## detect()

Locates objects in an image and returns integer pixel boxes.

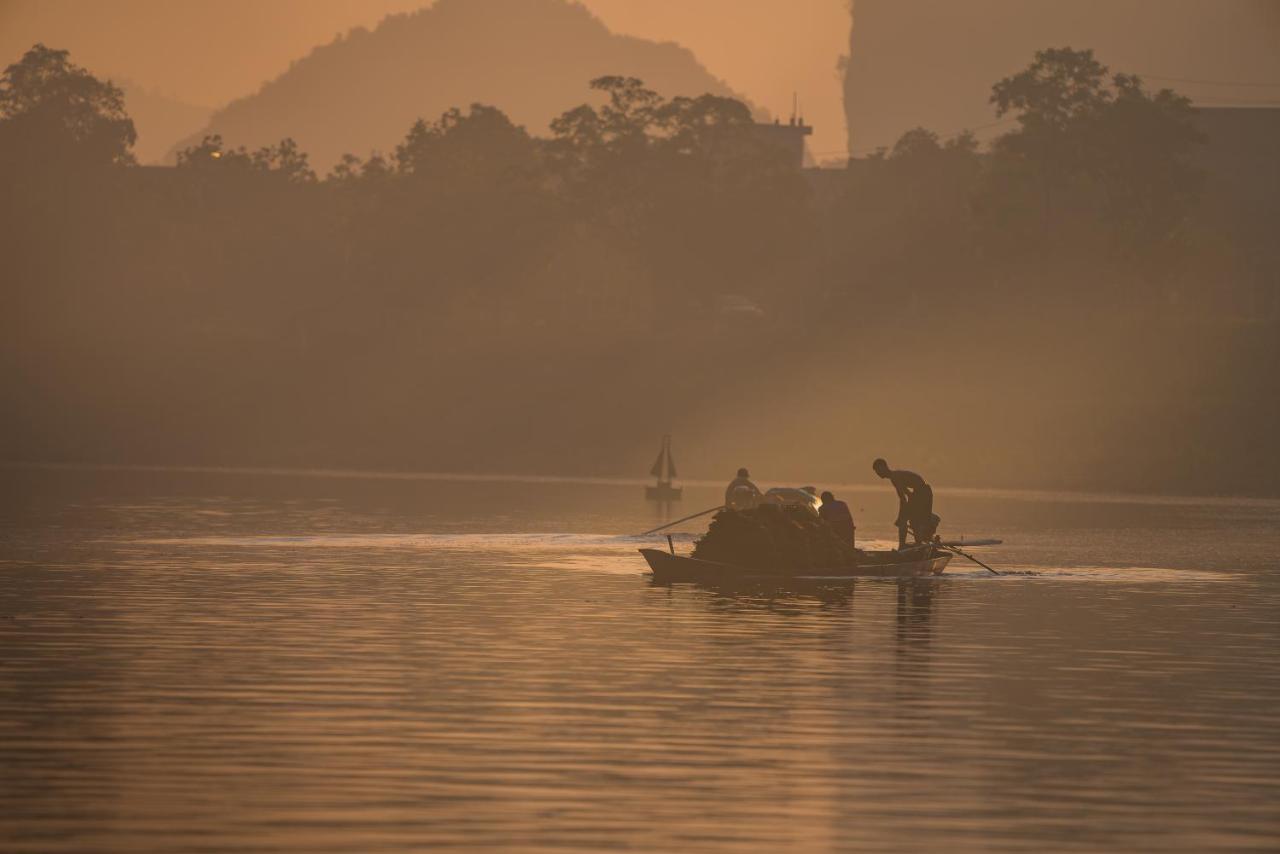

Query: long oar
[940,543,1000,576]
[638,505,724,537]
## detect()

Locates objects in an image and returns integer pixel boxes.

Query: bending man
[873,458,937,548]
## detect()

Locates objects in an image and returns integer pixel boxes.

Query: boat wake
[131,532,687,575]
[942,565,1235,583]
[130,534,1233,582]
[134,532,693,549]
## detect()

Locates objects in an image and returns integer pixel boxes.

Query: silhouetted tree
[550,76,660,161]
[362,153,391,180]
[327,152,392,184]
[177,134,316,183]
[175,134,253,170]
[394,104,536,189]
[984,47,1202,254]
[547,77,809,310]
[887,127,978,162]
[327,153,364,183]
[653,93,781,186]
[0,43,136,169]
[251,137,316,184]
[821,125,982,318]
[9,57,1272,496]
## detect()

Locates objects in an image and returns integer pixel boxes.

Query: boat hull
[645,485,683,500]
[640,547,951,583]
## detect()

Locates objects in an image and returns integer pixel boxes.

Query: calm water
[2,467,1278,852]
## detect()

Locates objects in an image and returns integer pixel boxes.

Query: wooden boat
[640,545,952,583]
[646,483,683,500]
[645,434,682,501]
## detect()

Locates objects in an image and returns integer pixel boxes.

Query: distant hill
[167,0,754,171]
[117,81,212,164]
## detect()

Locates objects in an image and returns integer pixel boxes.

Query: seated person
[725,467,762,511]
[818,490,856,546]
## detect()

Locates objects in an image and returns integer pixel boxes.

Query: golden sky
[0,0,852,156]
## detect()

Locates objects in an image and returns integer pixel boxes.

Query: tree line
[1,42,1211,322]
[2,42,1275,494]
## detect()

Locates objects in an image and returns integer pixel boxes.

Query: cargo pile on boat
[691,505,862,572]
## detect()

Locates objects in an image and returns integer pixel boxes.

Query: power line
[1190,98,1280,106]
[1138,72,1280,89]
[817,115,1018,159]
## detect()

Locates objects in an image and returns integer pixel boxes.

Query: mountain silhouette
[116,80,212,164]
[167,0,754,170]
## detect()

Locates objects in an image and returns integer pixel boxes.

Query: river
[2,467,1278,852]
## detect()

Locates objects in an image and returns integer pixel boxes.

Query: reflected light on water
[1,469,1277,852]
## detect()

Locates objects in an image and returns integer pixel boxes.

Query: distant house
[746,116,854,204]
[752,117,813,169]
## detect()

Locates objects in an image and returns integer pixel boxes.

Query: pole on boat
[638,505,724,537]
[940,544,1000,575]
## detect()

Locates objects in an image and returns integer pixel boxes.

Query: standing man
[873,458,937,548]
[819,490,856,546]
[725,467,762,511]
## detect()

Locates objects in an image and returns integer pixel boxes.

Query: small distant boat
[645,434,682,501]
[640,545,952,583]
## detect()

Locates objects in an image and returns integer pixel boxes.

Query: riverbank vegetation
[3,44,1275,494]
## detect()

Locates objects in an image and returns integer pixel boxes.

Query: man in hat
[725,467,762,511]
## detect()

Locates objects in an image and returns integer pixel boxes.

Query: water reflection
[2,470,1278,853]
[649,576,947,664]
[896,578,940,645]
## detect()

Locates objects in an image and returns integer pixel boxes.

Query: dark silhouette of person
[819,490,856,546]
[725,467,762,511]
[873,458,936,548]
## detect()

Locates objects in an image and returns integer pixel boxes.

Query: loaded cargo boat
[638,500,960,583]
[637,493,1001,584]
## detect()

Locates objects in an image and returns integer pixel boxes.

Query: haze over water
[3,468,1278,852]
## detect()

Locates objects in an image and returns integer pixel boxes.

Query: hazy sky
[0,0,852,156]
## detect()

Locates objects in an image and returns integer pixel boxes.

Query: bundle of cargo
[690,504,862,573]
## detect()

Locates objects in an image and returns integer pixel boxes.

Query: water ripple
[1,476,1278,851]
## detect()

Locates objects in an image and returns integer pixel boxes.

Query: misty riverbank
[6,305,1277,499]
[7,456,1280,507]
[4,50,1275,500]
